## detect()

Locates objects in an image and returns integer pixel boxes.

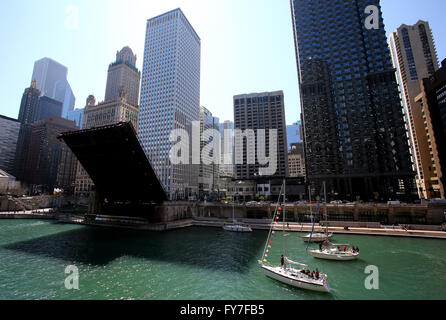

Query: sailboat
[308,242,360,261]
[223,196,252,232]
[259,180,331,293]
[306,182,359,261]
[301,184,333,243]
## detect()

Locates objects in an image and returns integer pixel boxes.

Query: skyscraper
[31,57,75,117]
[0,115,20,175]
[14,81,41,180]
[413,59,446,199]
[139,8,201,200]
[233,91,289,180]
[105,46,141,107]
[199,106,220,197]
[291,0,416,201]
[67,108,84,129]
[286,121,303,150]
[74,46,141,197]
[23,116,78,193]
[389,20,440,198]
[219,120,235,176]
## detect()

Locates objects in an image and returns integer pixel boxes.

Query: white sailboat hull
[301,233,333,243]
[308,249,360,261]
[260,264,330,293]
[223,225,253,232]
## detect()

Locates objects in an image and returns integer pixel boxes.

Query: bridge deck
[59,122,167,205]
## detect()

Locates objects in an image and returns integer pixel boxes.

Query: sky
[0,0,445,125]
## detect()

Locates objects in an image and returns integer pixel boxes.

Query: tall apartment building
[288,142,305,177]
[0,115,20,175]
[413,59,446,199]
[291,0,416,201]
[139,8,201,200]
[389,20,440,199]
[105,47,141,107]
[31,57,75,118]
[233,91,288,180]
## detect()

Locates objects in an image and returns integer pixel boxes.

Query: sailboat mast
[283,179,286,256]
[324,181,328,235]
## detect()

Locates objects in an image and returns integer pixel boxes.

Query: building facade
[199,106,220,198]
[105,47,141,107]
[291,0,416,201]
[23,116,78,193]
[233,91,289,180]
[389,20,440,199]
[219,120,234,176]
[0,115,20,175]
[74,46,141,197]
[67,108,84,129]
[413,59,446,199]
[139,8,201,200]
[14,81,41,181]
[286,121,303,150]
[31,57,75,117]
[288,142,306,177]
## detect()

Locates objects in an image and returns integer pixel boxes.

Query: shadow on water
[2,225,266,274]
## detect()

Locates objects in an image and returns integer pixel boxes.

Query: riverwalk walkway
[1,210,445,239]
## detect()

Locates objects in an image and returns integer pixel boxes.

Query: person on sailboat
[315,269,320,279]
[280,255,285,269]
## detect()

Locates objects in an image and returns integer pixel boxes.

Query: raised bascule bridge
[59,122,179,224]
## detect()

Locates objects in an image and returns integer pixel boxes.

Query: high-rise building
[290,0,416,201]
[233,91,288,180]
[286,121,302,150]
[199,106,220,197]
[413,59,446,199]
[35,96,63,122]
[67,108,84,129]
[14,81,64,182]
[0,115,20,175]
[17,80,41,125]
[219,120,234,176]
[389,20,440,199]
[31,57,75,118]
[23,116,78,193]
[14,81,41,181]
[139,8,201,200]
[288,142,306,177]
[105,47,141,107]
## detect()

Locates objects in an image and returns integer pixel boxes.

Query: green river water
[0,219,445,300]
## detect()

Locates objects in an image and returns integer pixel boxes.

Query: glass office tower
[139,8,201,200]
[290,0,416,201]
